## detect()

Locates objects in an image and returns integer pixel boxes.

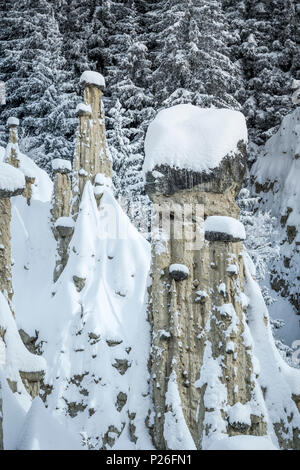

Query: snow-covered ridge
[143,104,247,174]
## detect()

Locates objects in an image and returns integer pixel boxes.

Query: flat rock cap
[7,117,20,127]
[80,71,105,90]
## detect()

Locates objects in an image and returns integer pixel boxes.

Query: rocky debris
[19,370,44,399]
[116,392,127,412]
[55,217,75,238]
[101,424,124,449]
[72,275,86,293]
[63,398,87,418]
[112,359,131,375]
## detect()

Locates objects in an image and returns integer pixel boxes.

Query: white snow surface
[207,435,278,450]
[16,398,82,450]
[228,402,251,427]
[0,162,25,193]
[169,264,189,275]
[143,104,247,174]
[7,117,19,127]
[80,71,105,89]
[204,216,246,239]
[164,371,196,450]
[51,158,72,172]
[252,108,300,228]
[11,172,152,449]
[55,216,75,228]
[75,103,92,115]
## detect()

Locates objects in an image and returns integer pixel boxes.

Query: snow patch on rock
[143,104,247,174]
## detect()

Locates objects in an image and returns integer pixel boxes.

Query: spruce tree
[0,0,77,170]
[224,0,298,144]
[148,0,243,109]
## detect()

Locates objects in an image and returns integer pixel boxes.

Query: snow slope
[10,166,152,448]
[250,108,300,318]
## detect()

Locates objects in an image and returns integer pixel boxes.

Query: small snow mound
[205,216,246,241]
[55,216,75,229]
[206,435,278,450]
[7,117,19,127]
[95,173,112,187]
[80,71,105,89]
[228,402,251,428]
[51,158,72,173]
[169,264,189,281]
[0,163,25,194]
[17,398,82,450]
[76,102,92,115]
[143,104,247,174]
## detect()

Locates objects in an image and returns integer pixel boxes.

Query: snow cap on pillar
[80,71,105,91]
[7,117,20,127]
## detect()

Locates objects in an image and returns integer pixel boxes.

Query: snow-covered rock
[204,216,246,242]
[0,162,25,197]
[143,104,247,174]
[80,71,105,89]
[6,117,19,127]
[75,102,92,116]
[51,158,72,174]
[169,263,190,281]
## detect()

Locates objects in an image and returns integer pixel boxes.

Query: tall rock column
[143,105,267,449]
[72,71,112,217]
[5,117,35,205]
[5,117,20,168]
[0,163,25,312]
[50,158,73,282]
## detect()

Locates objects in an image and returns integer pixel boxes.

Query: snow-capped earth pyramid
[143,104,300,450]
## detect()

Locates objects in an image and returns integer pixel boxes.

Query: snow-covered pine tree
[223,0,298,144]
[147,0,243,109]
[93,0,155,230]
[0,0,77,171]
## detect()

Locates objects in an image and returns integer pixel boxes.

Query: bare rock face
[5,118,20,169]
[72,71,112,217]
[144,108,271,449]
[0,164,25,312]
[50,159,72,281]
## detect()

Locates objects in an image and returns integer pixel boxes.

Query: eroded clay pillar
[5,117,20,168]
[0,164,25,314]
[145,131,267,449]
[5,117,35,206]
[50,159,73,282]
[72,71,112,217]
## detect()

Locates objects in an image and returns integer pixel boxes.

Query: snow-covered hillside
[0,104,300,450]
[1,145,152,449]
